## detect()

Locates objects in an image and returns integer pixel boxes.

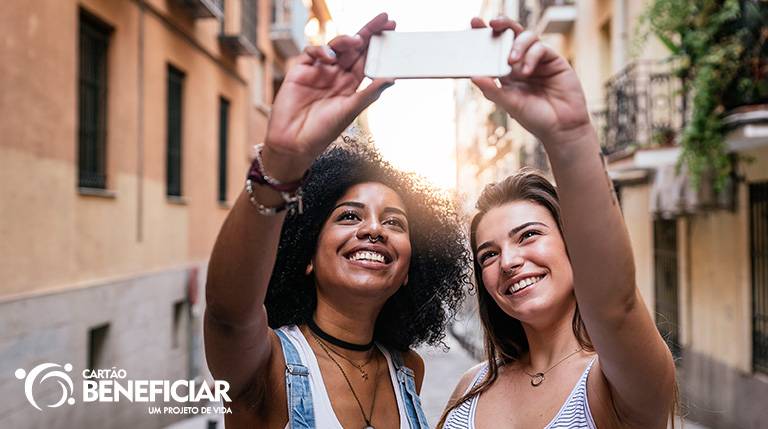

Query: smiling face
[474,200,574,325]
[312,182,412,301]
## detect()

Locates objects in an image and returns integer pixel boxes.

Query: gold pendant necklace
[323,340,375,380]
[311,331,381,428]
[523,348,583,387]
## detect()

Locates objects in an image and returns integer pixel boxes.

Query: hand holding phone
[364,28,514,79]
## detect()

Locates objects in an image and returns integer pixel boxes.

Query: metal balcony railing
[593,59,689,156]
[537,0,576,34]
[540,0,575,8]
[270,0,308,57]
[219,0,258,55]
[177,0,224,19]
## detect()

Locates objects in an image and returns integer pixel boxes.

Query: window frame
[218,96,230,203]
[166,64,186,198]
[77,9,113,190]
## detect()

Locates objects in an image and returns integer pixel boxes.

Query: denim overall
[275,328,430,429]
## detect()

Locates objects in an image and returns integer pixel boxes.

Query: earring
[305,262,313,276]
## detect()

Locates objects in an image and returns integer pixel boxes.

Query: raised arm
[470,17,675,427]
[204,13,396,402]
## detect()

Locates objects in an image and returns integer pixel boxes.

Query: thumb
[471,77,504,104]
[347,78,395,113]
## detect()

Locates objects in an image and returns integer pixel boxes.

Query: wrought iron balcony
[270,0,309,57]
[593,59,689,157]
[176,0,223,19]
[537,0,576,34]
[219,0,259,55]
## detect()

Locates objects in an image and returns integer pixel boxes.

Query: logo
[15,363,76,411]
[13,363,232,415]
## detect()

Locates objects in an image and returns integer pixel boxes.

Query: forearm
[205,186,288,326]
[542,125,637,315]
[205,144,312,325]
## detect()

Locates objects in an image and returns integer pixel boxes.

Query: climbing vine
[641,0,767,188]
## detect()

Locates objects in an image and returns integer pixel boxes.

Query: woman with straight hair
[204,13,470,429]
[439,16,676,429]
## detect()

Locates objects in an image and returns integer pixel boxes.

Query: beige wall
[684,145,768,371]
[0,0,267,298]
[620,184,655,314]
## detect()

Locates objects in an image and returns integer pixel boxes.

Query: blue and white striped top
[443,358,598,429]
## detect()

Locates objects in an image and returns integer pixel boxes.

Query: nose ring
[368,234,382,243]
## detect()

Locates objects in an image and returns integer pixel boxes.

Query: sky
[323,0,485,190]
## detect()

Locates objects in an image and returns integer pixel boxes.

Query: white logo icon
[15,363,76,410]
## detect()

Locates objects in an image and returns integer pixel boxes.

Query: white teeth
[508,275,543,294]
[349,250,386,263]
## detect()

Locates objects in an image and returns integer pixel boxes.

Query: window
[653,218,680,358]
[751,181,768,373]
[167,65,185,197]
[87,323,110,370]
[78,10,112,189]
[172,300,186,349]
[218,97,230,202]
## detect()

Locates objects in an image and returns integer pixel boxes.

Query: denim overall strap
[275,329,315,429]
[390,350,430,429]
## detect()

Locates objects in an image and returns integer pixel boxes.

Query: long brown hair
[438,169,594,427]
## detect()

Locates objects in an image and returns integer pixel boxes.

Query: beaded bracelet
[245,144,305,215]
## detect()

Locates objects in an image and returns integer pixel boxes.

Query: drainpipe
[137,1,145,242]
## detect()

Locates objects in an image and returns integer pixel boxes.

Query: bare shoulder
[441,361,487,418]
[454,361,487,396]
[402,349,425,373]
[401,349,425,392]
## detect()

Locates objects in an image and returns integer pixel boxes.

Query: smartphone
[364,28,514,79]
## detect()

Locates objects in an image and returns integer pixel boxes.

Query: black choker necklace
[307,318,374,352]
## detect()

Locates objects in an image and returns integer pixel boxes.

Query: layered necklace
[308,320,380,429]
[523,347,583,387]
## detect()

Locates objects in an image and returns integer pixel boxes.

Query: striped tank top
[443,358,598,429]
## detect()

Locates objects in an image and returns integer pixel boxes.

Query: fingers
[348,78,395,113]
[325,15,395,70]
[328,34,364,53]
[488,16,525,35]
[328,34,364,69]
[356,12,396,44]
[470,77,503,103]
[521,42,547,75]
[470,17,487,28]
[300,45,338,65]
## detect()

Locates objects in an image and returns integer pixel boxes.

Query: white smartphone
[364,28,514,79]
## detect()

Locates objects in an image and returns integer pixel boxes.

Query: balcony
[176,0,223,19]
[219,0,259,55]
[270,0,309,57]
[592,59,689,157]
[537,0,576,34]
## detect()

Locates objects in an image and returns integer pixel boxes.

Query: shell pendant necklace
[523,348,583,387]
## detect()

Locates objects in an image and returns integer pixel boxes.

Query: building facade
[0,0,330,427]
[454,1,768,427]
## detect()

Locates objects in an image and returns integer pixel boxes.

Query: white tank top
[278,325,411,429]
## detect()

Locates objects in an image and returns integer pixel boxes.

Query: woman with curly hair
[204,13,470,429]
[439,16,676,429]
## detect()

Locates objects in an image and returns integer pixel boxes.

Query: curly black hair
[265,137,472,351]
